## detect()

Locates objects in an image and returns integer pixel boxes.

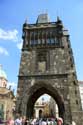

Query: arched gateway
[16,14,83,125]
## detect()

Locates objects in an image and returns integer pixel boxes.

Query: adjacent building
[79,81,83,109]
[34,97,50,118]
[34,101,45,118]
[0,65,15,120]
[49,97,59,118]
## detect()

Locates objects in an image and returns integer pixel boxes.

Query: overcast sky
[0,0,83,95]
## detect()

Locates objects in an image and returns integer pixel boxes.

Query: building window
[76,100,78,105]
[47,38,51,44]
[30,39,34,45]
[73,81,77,85]
[75,90,77,95]
[42,39,45,44]
[0,104,4,120]
[38,39,41,44]
[55,38,59,45]
[51,38,55,44]
[34,40,38,45]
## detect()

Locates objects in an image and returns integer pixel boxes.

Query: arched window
[50,38,55,44]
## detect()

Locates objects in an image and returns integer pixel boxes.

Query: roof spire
[25,17,28,24]
[23,17,28,27]
[57,16,60,22]
[56,15,62,25]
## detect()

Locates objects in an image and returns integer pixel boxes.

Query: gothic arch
[23,81,65,119]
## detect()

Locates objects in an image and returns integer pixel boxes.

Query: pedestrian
[31,117,37,125]
[14,116,22,125]
[41,118,47,125]
[22,116,26,125]
[0,118,4,125]
[7,117,14,125]
[24,118,29,125]
[72,121,76,125]
[0,118,6,125]
[57,117,63,125]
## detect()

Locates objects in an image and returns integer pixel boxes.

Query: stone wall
[16,18,83,125]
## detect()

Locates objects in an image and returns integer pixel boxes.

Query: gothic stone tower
[16,14,83,125]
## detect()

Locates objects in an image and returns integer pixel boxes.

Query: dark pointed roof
[36,13,50,24]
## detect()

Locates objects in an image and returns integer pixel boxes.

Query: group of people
[0,116,28,125]
[0,116,63,125]
[36,117,63,125]
[0,116,76,125]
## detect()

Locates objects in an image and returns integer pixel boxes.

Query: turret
[0,65,7,88]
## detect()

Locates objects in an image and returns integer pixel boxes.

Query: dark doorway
[39,110,43,118]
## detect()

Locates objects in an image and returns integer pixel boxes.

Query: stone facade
[0,88,15,120]
[0,65,16,120]
[34,104,45,118]
[79,81,83,109]
[16,14,83,125]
